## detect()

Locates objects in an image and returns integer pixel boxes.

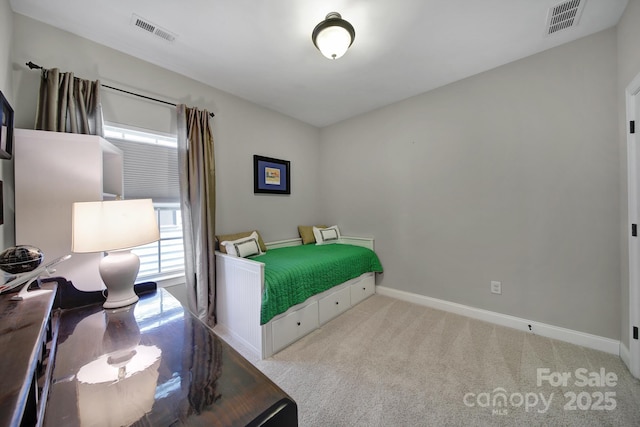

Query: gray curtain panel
[35,68,104,136]
[177,104,216,327]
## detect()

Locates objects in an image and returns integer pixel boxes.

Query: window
[104,124,183,281]
[134,203,184,278]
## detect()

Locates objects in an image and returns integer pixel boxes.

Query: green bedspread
[251,243,383,325]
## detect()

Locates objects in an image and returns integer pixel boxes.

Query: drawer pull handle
[335,301,339,305]
[362,287,366,291]
[297,322,301,326]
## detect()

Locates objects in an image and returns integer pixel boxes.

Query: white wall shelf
[14,129,124,291]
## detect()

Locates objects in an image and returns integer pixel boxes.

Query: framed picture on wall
[0,181,3,225]
[253,155,290,194]
[0,91,14,160]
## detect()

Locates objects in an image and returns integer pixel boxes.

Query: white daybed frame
[215,236,377,360]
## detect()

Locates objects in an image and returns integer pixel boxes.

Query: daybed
[215,233,382,360]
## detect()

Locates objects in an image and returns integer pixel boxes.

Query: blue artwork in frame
[254,155,290,194]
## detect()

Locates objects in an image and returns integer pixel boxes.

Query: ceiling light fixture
[312,12,355,60]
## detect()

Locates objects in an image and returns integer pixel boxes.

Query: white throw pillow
[221,231,262,257]
[313,225,341,244]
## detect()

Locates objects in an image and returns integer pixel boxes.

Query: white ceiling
[10,0,629,128]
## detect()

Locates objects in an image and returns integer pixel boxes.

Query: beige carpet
[226,295,640,426]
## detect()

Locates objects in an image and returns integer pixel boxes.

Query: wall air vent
[131,14,177,42]
[545,0,585,35]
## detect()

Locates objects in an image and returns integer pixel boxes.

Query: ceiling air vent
[546,0,586,35]
[131,14,177,42]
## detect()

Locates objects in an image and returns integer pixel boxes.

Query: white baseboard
[376,286,620,355]
[620,341,631,369]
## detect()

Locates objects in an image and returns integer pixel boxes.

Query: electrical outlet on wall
[491,281,502,295]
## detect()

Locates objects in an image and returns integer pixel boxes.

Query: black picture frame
[253,155,290,194]
[0,91,14,160]
[0,181,3,225]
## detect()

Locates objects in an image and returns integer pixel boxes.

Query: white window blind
[104,125,184,280]
[105,127,180,203]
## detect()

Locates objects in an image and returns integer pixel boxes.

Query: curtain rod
[26,61,214,118]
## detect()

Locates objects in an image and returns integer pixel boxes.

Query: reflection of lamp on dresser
[71,199,159,309]
[76,305,162,427]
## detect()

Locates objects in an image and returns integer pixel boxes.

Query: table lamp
[71,199,159,308]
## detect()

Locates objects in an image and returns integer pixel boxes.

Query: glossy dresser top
[44,288,296,426]
[0,284,56,427]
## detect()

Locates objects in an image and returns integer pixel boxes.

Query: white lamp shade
[315,26,352,59]
[72,199,160,253]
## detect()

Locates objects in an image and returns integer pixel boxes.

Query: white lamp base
[99,250,140,309]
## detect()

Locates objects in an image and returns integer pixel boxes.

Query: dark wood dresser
[0,282,57,427]
[1,278,297,426]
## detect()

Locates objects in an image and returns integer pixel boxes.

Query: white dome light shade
[312,12,355,60]
[315,26,352,59]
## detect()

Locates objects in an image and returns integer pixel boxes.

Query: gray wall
[617,0,640,350]
[10,14,321,243]
[0,0,15,251]
[0,0,12,100]
[320,28,620,340]
[4,6,634,343]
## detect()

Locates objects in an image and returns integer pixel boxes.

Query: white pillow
[221,231,262,257]
[313,225,341,244]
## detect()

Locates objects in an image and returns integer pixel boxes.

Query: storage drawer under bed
[271,301,319,353]
[350,273,375,305]
[318,286,351,325]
